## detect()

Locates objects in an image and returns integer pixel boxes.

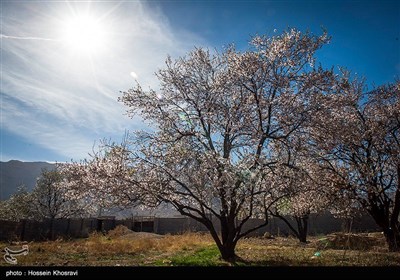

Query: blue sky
[1,0,399,163]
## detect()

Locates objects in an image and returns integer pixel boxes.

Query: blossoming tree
[64,29,336,261]
[267,135,334,243]
[311,80,400,251]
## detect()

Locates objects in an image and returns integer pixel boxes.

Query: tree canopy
[61,29,400,259]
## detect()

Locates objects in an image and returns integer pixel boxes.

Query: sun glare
[62,15,106,55]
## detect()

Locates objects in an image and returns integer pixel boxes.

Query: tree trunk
[206,223,238,262]
[48,218,55,240]
[295,215,309,243]
[216,215,238,262]
[367,201,400,252]
[386,163,400,252]
[270,211,308,243]
[219,241,237,262]
[384,227,400,252]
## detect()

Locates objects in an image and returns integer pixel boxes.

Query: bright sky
[1,0,399,163]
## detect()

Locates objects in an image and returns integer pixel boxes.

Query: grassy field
[1,226,399,266]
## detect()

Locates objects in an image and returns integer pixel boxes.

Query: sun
[61,15,107,55]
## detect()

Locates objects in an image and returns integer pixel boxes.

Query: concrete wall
[154,217,208,234]
[264,213,380,237]
[152,213,379,237]
[0,218,99,241]
[0,212,381,242]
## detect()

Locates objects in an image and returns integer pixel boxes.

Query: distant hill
[0,160,55,200]
[0,160,180,217]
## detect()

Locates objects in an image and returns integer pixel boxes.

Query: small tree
[31,168,91,220]
[267,135,333,243]
[0,185,34,221]
[32,168,96,239]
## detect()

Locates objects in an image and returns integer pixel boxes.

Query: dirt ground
[1,227,399,266]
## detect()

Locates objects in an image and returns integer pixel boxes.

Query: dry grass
[0,227,214,266]
[315,232,386,251]
[1,228,399,266]
[236,236,399,266]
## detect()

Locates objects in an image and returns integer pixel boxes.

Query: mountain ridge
[0,160,55,200]
[0,160,180,217]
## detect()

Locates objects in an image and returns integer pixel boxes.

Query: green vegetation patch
[168,246,223,266]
